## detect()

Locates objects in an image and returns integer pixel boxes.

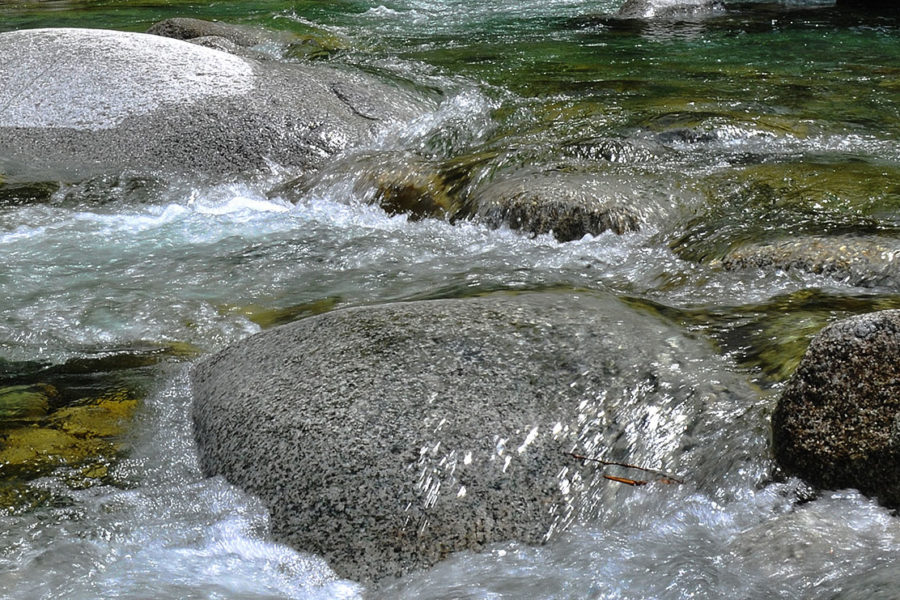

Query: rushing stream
[1,0,899,598]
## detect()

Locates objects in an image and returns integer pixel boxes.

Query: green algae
[221,296,341,329]
[0,384,57,422]
[671,161,900,263]
[628,290,900,385]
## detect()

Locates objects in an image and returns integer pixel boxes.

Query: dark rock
[772,310,900,508]
[0,28,426,181]
[717,236,900,289]
[835,0,900,12]
[191,291,762,582]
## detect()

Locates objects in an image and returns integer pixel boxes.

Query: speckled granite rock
[772,310,900,507]
[0,28,426,181]
[191,291,762,582]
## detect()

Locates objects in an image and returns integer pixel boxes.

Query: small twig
[569,452,684,485]
[603,474,648,486]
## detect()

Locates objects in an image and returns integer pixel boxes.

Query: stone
[148,17,347,61]
[146,17,294,47]
[772,310,900,507]
[468,170,644,242]
[0,384,56,422]
[616,0,724,19]
[192,291,762,582]
[0,28,427,181]
[718,236,900,289]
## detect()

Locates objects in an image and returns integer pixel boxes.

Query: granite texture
[191,291,761,582]
[772,310,900,507]
[0,28,426,181]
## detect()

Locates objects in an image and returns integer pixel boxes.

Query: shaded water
[1,0,899,598]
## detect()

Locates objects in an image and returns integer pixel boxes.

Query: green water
[1,1,899,598]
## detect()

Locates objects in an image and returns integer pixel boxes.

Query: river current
[1,1,899,598]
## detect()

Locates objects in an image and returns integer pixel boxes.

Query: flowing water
[1,0,899,598]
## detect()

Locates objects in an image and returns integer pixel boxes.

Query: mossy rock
[672,161,900,262]
[356,154,460,220]
[283,31,349,61]
[0,388,137,487]
[631,290,900,385]
[273,152,460,220]
[220,296,341,329]
[0,426,110,473]
[0,384,57,423]
[703,162,900,220]
[49,390,138,439]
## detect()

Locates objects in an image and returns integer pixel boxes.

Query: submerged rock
[718,236,900,289]
[0,384,57,422]
[0,28,425,181]
[469,170,644,242]
[772,310,900,508]
[192,291,762,582]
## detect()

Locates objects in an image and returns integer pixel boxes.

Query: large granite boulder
[191,291,763,582]
[772,310,900,507]
[0,28,425,181]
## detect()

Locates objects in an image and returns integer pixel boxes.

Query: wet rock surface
[616,0,724,19]
[718,236,900,289]
[469,170,645,242]
[0,28,426,181]
[772,310,900,508]
[146,17,295,47]
[191,291,762,582]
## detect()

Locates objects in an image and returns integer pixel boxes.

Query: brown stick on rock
[570,452,684,485]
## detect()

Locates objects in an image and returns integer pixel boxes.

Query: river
[1,1,898,598]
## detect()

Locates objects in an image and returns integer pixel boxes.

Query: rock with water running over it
[772,310,900,508]
[616,0,724,19]
[0,28,425,181]
[718,236,900,289]
[469,170,655,242]
[191,291,763,582]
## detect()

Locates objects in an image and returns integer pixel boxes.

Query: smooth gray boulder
[772,310,900,508]
[191,291,763,582]
[0,28,426,180]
